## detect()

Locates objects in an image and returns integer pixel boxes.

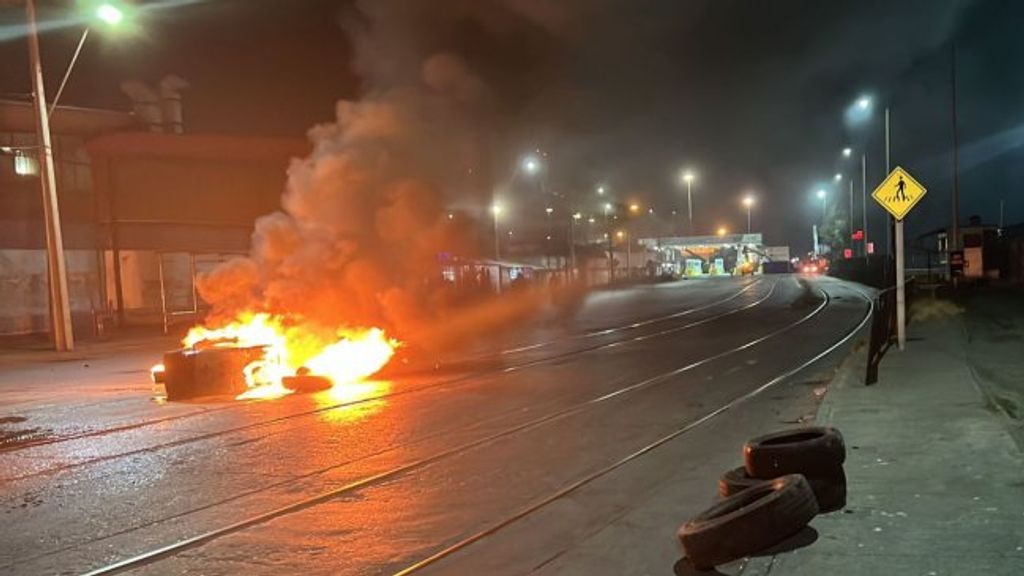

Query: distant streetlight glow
[545,207,553,215]
[96,3,125,25]
[842,147,852,158]
[573,212,582,220]
[521,155,541,175]
[680,169,696,235]
[717,227,727,237]
[834,173,843,182]
[596,186,606,195]
[629,203,640,213]
[816,189,826,200]
[857,96,872,110]
[604,203,613,212]
[742,195,755,233]
[491,204,503,215]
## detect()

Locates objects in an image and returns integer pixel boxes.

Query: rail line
[73,279,837,576]
[6,280,777,483]
[0,280,762,456]
[392,282,874,575]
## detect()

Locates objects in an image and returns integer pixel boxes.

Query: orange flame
[182,312,399,400]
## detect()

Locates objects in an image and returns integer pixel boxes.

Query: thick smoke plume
[197,1,581,353]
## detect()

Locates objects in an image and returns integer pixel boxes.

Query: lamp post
[617,230,631,278]
[544,207,553,268]
[742,195,755,234]
[604,203,613,281]
[681,170,696,236]
[570,212,582,275]
[25,0,71,351]
[22,0,128,351]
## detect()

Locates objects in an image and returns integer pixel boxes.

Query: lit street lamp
[681,170,696,235]
[21,0,128,351]
[616,229,632,278]
[742,195,755,233]
[716,226,727,237]
[522,156,540,175]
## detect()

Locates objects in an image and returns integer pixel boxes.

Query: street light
[717,227,727,237]
[681,170,696,236]
[842,147,852,158]
[834,173,842,182]
[21,0,133,351]
[522,156,540,175]
[96,3,125,25]
[742,195,755,233]
[629,203,640,214]
[544,207,553,267]
[596,185,606,195]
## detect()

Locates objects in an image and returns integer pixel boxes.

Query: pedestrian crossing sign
[872,166,927,221]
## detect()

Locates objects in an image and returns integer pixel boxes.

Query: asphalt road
[0,275,873,576]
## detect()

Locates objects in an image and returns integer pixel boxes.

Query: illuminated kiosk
[638,233,766,277]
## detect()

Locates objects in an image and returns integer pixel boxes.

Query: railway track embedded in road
[0,280,763,458]
[5,280,776,484]
[66,280,873,576]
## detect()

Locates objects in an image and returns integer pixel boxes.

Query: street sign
[871,167,926,353]
[950,250,964,276]
[872,166,927,221]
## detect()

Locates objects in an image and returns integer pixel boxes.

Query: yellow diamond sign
[872,166,927,221]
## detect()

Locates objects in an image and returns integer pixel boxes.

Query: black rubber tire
[717,466,761,499]
[743,426,845,478]
[810,466,847,513]
[719,465,847,513]
[679,474,819,570]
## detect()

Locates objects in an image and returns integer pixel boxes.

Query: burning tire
[282,373,333,394]
[679,474,819,570]
[160,346,266,401]
[718,465,847,513]
[743,426,845,478]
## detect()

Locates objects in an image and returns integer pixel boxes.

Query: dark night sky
[2,0,1023,256]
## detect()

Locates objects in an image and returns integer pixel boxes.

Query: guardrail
[865,277,915,385]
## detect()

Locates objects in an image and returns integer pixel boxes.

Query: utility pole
[849,178,854,250]
[951,42,961,253]
[861,153,868,261]
[26,0,74,351]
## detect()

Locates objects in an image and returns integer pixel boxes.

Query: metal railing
[865,277,914,385]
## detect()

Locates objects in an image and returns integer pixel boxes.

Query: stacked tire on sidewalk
[678,427,846,570]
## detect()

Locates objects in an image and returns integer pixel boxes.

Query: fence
[865,277,915,385]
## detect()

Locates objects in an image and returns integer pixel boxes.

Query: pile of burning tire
[678,427,846,570]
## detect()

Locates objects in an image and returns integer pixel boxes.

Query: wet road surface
[0,276,872,576]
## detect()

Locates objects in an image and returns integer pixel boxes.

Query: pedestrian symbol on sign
[892,175,908,202]
[872,167,926,221]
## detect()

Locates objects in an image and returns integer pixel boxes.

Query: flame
[182,312,399,401]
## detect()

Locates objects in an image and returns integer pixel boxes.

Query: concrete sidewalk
[744,311,1024,574]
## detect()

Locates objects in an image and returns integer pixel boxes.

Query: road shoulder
[753,312,1024,575]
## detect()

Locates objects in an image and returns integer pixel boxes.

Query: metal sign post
[872,166,927,351]
[895,220,906,350]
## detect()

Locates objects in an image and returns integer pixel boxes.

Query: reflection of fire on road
[177,313,399,400]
